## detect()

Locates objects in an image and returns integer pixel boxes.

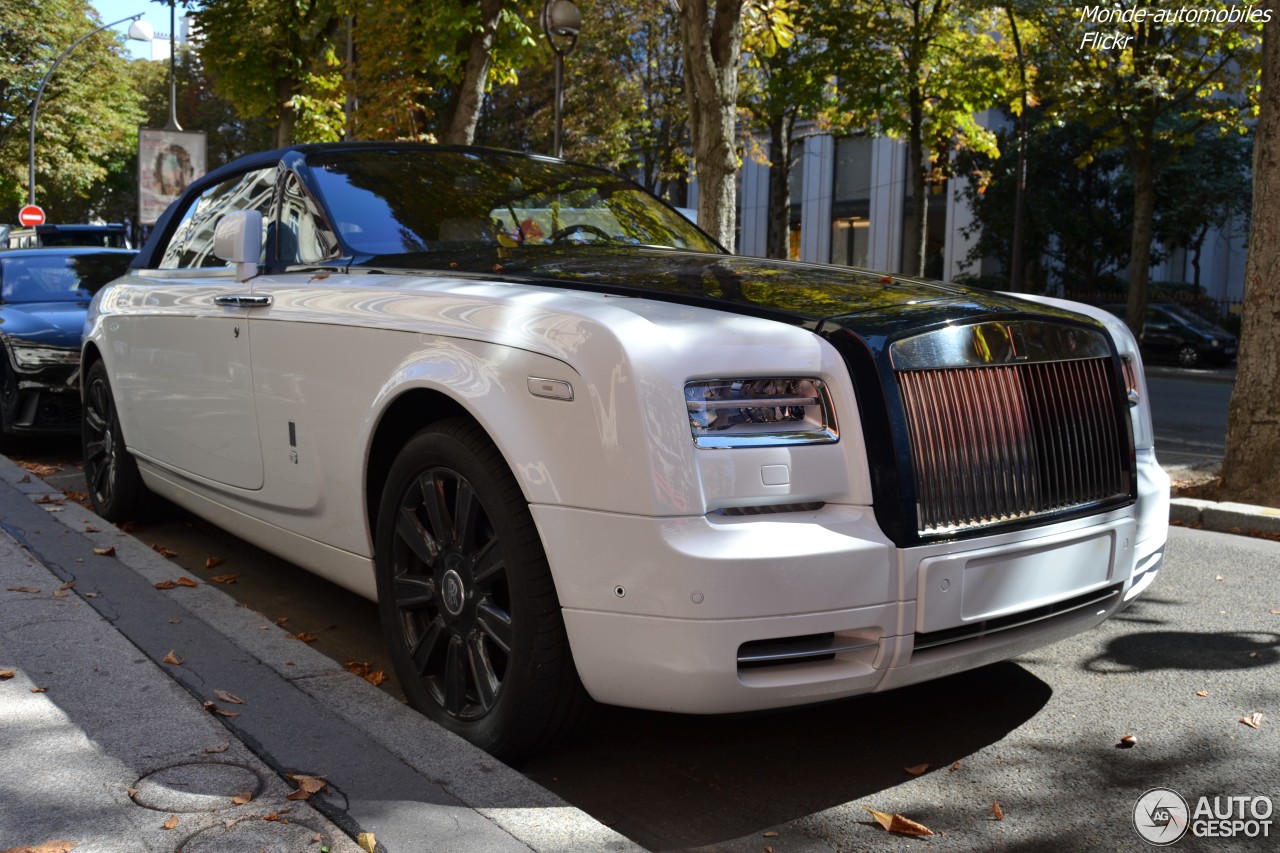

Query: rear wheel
[374,419,591,761]
[82,360,149,522]
[1177,344,1201,368]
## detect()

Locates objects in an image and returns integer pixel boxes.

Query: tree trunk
[766,113,792,259]
[675,0,744,250]
[442,0,505,146]
[907,91,928,276]
[276,77,297,148]
[1124,132,1156,338]
[1221,0,1280,505]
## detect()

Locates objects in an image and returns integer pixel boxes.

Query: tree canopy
[0,0,144,219]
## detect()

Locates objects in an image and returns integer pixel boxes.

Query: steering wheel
[548,223,613,244]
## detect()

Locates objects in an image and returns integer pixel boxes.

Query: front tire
[1177,344,1201,368]
[374,419,591,761]
[82,360,149,522]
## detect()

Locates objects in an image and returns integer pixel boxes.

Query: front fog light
[685,377,838,448]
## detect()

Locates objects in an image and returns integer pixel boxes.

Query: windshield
[0,252,134,304]
[306,149,721,258]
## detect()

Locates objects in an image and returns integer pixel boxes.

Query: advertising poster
[138,129,207,225]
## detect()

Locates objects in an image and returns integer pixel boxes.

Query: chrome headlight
[9,344,81,368]
[685,377,838,448]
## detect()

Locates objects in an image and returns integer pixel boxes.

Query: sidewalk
[1165,462,1280,537]
[0,455,637,853]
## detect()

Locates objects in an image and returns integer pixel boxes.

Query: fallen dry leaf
[30,687,47,693]
[58,581,75,591]
[358,833,377,853]
[16,473,30,483]
[262,808,293,822]
[162,650,184,665]
[1215,574,1225,581]
[119,521,138,533]
[33,494,64,505]
[8,586,40,594]
[1196,690,1210,697]
[52,589,68,599]
[0,669,15,679]
[92,547,115,557]
[1269,609,1280,616]
[83,526,100,533]
[151,544,178,559]
[294,774,327,794]
[879,274,894,284]
[311,834,324,843]
[343,660,387,686]
[214,690,245,705]
[84,592,98,599]
[1118,734,1137,748]
[210,574,240,584]
[174,577,199,588]
[865,808,934,837]
[1,841,78,853]
[127,787,138,798]
[231,791,253,806]
[274,616,289,626]
[214,707,240,718]
[204,741,230,754]
[153,580,176,590]
[292,632,319,644]
[904,764,930,777]
[763,831,778,838]
[949,761,963,772]
[205,556,226,569]
[1240,712,1264,729]
[993,800,1005,821]
[161,815,179,830]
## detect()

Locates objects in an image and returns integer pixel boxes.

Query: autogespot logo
[1135,787,1190,845]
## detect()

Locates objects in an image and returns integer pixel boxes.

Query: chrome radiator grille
[896,356,1129,535]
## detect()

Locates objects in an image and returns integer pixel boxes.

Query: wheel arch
[363,387,482,547]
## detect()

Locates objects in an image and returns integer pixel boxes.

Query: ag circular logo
[1134,787,1190,845]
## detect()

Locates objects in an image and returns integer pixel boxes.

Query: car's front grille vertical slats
[897,355,1129,535]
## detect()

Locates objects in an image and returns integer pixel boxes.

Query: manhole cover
[132,762,263,812]
[179,819,332,852]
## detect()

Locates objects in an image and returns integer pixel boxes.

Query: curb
[1170,497,1280,537]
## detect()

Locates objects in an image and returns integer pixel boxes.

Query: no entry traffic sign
[18,204,45,227]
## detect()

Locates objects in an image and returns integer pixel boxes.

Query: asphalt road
[1146,368,1234,467]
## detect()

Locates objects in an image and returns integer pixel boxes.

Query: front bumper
[535,451,1168,714]
[1,363,80,435]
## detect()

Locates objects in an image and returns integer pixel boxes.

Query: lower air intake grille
[897,357,1129,535]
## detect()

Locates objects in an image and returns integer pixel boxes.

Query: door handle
[213,294,272,308]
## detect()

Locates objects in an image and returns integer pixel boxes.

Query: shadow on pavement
[1082,630,1280,675]
[520,661,1050,851]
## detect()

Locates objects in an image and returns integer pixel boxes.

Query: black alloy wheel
[82,360,147,522]
[1177,343,1201,368]
[375,419,590,760]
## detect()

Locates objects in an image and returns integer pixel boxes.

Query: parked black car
[1105,302,1237,368]
[0,247,135,445]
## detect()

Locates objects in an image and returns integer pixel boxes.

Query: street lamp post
[28,14,153,206]
[541,0,581,159]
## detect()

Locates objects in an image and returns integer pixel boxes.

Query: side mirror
[214,210,263,283]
